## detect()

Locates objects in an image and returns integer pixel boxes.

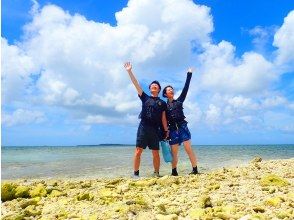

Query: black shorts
[136,122,160,150]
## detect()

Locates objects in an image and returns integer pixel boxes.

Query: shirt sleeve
[177,72,192,102]
[138,91,148,102]
[162,101,167,111]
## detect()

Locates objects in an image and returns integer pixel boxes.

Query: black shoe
[152,171,162,177]
[171,168,178,176]
[189,166,199,175]
[189,170,199,175]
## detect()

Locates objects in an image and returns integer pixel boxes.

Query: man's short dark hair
[162,85,173,98]
[149,80,161,92]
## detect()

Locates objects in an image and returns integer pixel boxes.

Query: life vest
[139,97,163,126]
[166,100,185,124]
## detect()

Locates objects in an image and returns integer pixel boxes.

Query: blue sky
[2,0,294,146]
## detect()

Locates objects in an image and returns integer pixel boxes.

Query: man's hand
[188,67,194,73]
[124,61,143,95]
[124,62,132,71]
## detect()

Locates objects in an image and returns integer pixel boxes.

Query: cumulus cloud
[247,25,277,53]
[1,38,39,103]
[1,0,293,136]
[205,104,221,126]
[2,109,45,126]
[262,95,287,108]
[273,10,294,70]
[2,0,213,126]
[198,41,276,94]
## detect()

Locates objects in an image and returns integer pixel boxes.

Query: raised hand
[123,61,143,95]
[124,62,132,71]
[188,67,194,73]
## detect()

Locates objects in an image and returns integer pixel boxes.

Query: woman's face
[165,86,174,99]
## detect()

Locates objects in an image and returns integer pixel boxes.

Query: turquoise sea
[2,145,294,179]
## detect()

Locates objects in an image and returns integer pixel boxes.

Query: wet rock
[166,206,181,215]
[133,179,156,187]
[1,158,293,219]
[2,213,25,220]
[252,206,265,213]
[29,183,47,198]
[81,181,92,188]
[156,176,179,186]
[207,182,220,190]
[1,182,17,201]
[251,157,262,163]
[76,192,94,201]
[264,197,282,207]
[276,209,293,219]
[259,174,290,187]
[15,185,30,198]
[19,197,40,209]
[49,189,65,197]
[24,205,41,217]
[199,195,213,208]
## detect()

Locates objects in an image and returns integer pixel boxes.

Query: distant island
[77,144,131,146]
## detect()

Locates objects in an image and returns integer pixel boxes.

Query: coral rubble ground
[1,158,294,219]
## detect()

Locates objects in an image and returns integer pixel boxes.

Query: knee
[135,148,143,157]
[152,150,160,158]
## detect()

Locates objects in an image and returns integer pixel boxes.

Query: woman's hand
[124,62,132,71]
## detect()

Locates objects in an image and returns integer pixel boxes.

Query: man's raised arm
[124,62,143,96]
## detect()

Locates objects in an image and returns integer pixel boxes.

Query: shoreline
[2,158,294,219]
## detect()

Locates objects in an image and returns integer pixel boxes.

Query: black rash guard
[139,91,167,128]
[166,72,192,129]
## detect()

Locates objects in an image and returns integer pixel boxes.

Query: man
[124,62,169,178]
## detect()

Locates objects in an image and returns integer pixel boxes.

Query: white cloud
[248,26,276,53]
[84,113,138,125]
[205,104,221,126]
[1,38,39,103]
[1,0,293,137]
[273,10,294,70]
[2,109,45,126]
[239,115,253,124]
[262,95,287,108]
[84,114,108,124]
[1,1,213,126]
[198,41,276,94]
[226,96,259,110]
[183,99,202,127]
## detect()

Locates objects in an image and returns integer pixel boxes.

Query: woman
[162,68,198,176]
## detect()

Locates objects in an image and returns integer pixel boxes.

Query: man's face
[149,83,160,94]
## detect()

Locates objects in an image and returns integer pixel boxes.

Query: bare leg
[170,144,180,169]
[134,147,144,172]
[183,140,197,167]
[152,150,160,173]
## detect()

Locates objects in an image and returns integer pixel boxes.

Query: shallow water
[2,144,294,179]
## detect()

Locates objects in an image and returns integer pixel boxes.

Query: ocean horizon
[2,144,294,180]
